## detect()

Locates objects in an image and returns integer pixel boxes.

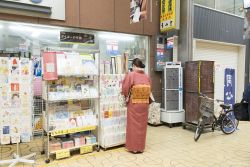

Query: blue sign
[30,0,42,4]
[224,68,235,106]
[224,68,236,124]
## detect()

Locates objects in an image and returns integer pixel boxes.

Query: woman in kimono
[122,58,151,153]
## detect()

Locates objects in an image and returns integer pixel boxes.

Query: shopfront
[0,19,150,163]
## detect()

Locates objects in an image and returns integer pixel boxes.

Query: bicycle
[194,93,238,142]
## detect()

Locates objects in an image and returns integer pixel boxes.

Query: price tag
[80,145,93,154]
[56,150,70,159]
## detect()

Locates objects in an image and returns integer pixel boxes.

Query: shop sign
[60,32,95,45]
[160,0,180,33]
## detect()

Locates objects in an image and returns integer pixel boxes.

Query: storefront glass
[0,20,149,74]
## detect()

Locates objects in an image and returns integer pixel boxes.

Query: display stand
[0,143,36,167]
[0,55,36,166]
[99,74,127,149]
[42,50,100,163]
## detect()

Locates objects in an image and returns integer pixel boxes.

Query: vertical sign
[160,0,180,32]
[224,68,235,106]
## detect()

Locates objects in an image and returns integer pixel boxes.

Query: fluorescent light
[0,24,3,29]
[98,33,135,41]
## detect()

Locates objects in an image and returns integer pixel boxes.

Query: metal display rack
[33,95,43,136]
[42,50,100,163]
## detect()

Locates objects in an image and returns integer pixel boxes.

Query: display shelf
[47,97,99,102]
[42,51,100,163]
[50,143,97,154]
[49,125,96,137]
[99,74,127,149]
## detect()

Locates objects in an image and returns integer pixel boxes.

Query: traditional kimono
[122,69,151,152]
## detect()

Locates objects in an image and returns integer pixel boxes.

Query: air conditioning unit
[161,62,185,127]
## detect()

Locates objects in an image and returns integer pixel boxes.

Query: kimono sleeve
[122,73,133,97]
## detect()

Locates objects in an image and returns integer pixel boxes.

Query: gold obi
[131,84,151,104]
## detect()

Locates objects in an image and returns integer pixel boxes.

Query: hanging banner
[160,0,180,33]
[224,68,235,106]
[130,0,148,23]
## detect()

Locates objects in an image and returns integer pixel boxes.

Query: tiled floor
[1,121,250,167]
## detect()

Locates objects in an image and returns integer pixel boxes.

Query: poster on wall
[160,0,180,33]
[224,68,235,106]
[130,0,148,23]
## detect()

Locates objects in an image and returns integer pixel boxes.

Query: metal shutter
[193,40,238,102]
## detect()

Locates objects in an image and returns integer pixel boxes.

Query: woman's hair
[132,58,145,68]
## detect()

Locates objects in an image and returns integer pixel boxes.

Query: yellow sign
[80,145,93,154]
[56,150,70,159]
[160,0,179,32]
[50,126,96,137]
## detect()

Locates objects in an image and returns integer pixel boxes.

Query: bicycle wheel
[194,118,205,141]
[221,111,236,134]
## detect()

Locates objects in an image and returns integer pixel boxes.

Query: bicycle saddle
[220,104,230,110]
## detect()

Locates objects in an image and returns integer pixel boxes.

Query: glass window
[215,0,234,14]
[234,0,244,17]
[0,21,149,74]
[194,0,244,17]
[194,0,215,8]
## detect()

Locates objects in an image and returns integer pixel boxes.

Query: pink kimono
[122,70,151,152]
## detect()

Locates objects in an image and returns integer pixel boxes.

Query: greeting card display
[99,74,127,148]
[0,57,33,145]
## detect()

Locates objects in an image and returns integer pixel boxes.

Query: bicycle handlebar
[199,93,224,103]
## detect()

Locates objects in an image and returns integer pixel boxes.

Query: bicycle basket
[199,96,214,117]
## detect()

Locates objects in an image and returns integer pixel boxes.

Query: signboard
[160,0,180,32]
[224,68,235,106]
[0,0,65,20]
[60,32,95,44]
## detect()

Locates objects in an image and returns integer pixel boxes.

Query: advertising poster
[130,0,148,23]
[160,0,180,32]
